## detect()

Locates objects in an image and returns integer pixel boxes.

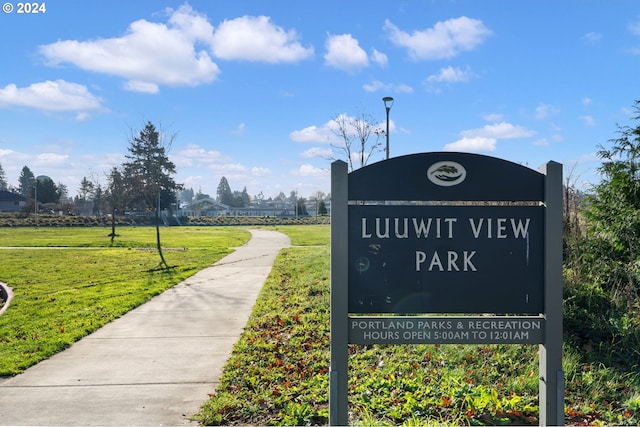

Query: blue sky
[1,1,639,199]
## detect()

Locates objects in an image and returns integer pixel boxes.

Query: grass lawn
[0,226,250,376]
[3,224,640,425]
[195,224,640,426]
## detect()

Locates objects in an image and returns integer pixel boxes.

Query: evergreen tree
[0,162,7,191]
[77,176,94,215]
[318,199,327,215]
[217,176,233,205]
[18,166,35,198]
[296,197,308,216]
[195,190,210,200]
[585,100,640,300]
[57,182,69,201]
[92,184,104,216]
[123,121,181,269]
[34,177,60,204]
[240,186,250,206]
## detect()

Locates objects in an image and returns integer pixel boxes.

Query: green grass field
[0,226,250,375]
[2,225,640,425]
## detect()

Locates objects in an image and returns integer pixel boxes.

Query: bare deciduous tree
[330,111,384,171]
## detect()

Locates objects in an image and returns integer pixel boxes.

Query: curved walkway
[0,229,291,426]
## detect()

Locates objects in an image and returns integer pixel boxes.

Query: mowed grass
[0,226,250,376]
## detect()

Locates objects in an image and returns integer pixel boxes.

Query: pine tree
[217,176,233,205]
[18,166,35,198]
[123,121,181,269]
[0,162,7,191]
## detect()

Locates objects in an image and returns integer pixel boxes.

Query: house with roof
[180,197,231,217]
[0,191,26,212]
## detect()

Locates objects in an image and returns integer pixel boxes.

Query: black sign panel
[348,205,544,314]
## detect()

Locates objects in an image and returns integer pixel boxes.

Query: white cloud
[75,112,92,122]
[384,16,491,60]
[460,122,535,139]
[444,137,496,152]
[582,97,593,106]
[293,163,328,177]
[579,115,596,126]
[628,18,640,54]
[628,18,640,36]
[324,33,369,72]
[300,147,333,159]
[34,153,70,167]
[289,123,336,144]
[533,138,550,147]
[0,80,104,115]
[124,80,160,94]
[426,66,474,83]
[0,149,30,165]
[291,114,395,147]
[582,32,602,42]
[395,83,414,93]
[167,4,216,43]
[209,162,248,176]
[212,15,313,62]
[39,4,220,92]
[445,121,535,153]
[482,113,504,122]
[534,103,559,120]
[250,166,271,176]
[173,144,228,167]
[363,80,387,92]
[362,80,414,93]
[0,149,18,157]
[371,49,388,67]
[232,123,246,136]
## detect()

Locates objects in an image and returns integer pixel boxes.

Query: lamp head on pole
[382,96,394,111]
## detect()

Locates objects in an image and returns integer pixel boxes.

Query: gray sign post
[329,160,349,426]
[540,161,564,426]
[330,153,563,426]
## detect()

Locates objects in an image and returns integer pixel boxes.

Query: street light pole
[383,96,394,159]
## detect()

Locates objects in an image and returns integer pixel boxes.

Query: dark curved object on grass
[0,282,12,316]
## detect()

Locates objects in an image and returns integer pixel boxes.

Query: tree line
[0,122,179,219]
[0,121,330,217]
[0,107,383,218]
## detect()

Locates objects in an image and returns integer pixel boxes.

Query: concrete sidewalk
[0,229,291,426]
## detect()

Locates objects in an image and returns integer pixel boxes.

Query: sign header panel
[348,152,544,201]
[348,205,544,314]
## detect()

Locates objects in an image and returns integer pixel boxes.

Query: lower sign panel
[349,316,545,345]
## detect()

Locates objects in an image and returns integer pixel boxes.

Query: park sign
[330,152,564,426]
[349,204,543,314]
